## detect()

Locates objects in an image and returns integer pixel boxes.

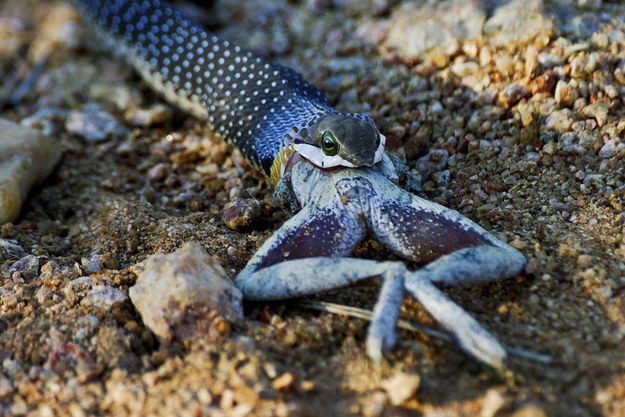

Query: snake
[65,1,531,369]
[71,0,386,184]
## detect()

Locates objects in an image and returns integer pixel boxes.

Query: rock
[509,404,548,417]
[582,102,609,127]
[554,80,579,107]
[65,104,129,143]
[124,104,172,127]
[484,0,554,48]
[599,138,624,159]
[0,239,26,261]
[129,242,243,341]
[545,109,575,131]
[499,83,529,108]
[8,254,40,280]
[272,373,295,391]
[89,83,143,112]
[481,388,506,417]
[20,107,69,137]
[82,254,105,274]
[28,3,82,62]
[383,0,485,62]
[222,198,262,230]
[0,119,62,224]
[82,285,127,310]
[63,276,94,296]
[45,327,96,382]
[381,372,420,406]
[0,376,14,399]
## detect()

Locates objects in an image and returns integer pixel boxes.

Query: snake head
[294,114,386,169]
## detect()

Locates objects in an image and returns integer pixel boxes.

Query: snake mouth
[292,133,386,170]
[292,143,357,169]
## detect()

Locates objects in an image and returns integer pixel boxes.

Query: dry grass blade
[297,300,553,365]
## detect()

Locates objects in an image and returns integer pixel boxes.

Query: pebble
[480,388,506,417]
[582,102,609,127]
[82,285,127,311]
[554,81,579,107]
[129,242,243,341]
[383,0,485,62]
[509,404,548,417]
[598,138,624,159]
[545,109,575,131]
[499,83,528,108]
[65,105,129,143]
[0,239,26,261]
[28,3,82,62]
[381,372,420,406]
[222,198,262,230]
[0,376,14,399]
[271,373,295,391]
[124,103,172,127]
[20,107,69,137]
[0,119,62,224]
[8,254,40,280]
[82,254,105,274]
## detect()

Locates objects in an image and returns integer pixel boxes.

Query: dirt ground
[2,0,625,415]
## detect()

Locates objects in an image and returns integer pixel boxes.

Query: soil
[1,0,625,416]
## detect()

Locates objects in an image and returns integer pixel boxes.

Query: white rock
[82,285,127,310]
[381,372,420,406]
[129,242,243,341]
[0,119,62,224]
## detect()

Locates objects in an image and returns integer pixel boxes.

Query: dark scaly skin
[72,0,381,175]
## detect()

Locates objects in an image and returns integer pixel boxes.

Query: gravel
[2,0,625,415]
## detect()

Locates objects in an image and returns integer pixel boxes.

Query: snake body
[73,0,385,181]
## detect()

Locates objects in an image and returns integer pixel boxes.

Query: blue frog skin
[70,0,527,369]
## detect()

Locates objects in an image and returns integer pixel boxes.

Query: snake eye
[321,130,339,156]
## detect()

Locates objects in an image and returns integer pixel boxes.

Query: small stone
[8,255,40,280]
[0,239,26,261]
[554,81,579,107]
[63,276,93,296]
[481,388,506,417]
[0,119,62,224]
[451,60,480,77]
[582,102,609,127]
[0,376,14,399]
[83,254,104,274]
[28,3,82,62]
[545,109,574,132]
[381,372,420,406]
[499,83,528,108]
[82,285,127,310]
[510,239,528,250]
[577,254,593,268]
[66,105,129,143]
[36,286,55,305]
[598,138,624,159]
[272,373,295,391]
[509,404,548,417]
[222,198,262,230]
[129,242,243,341]
[124,104,172,127]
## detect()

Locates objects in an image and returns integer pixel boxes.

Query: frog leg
[368,180,526,368]
[236,199,407,361]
